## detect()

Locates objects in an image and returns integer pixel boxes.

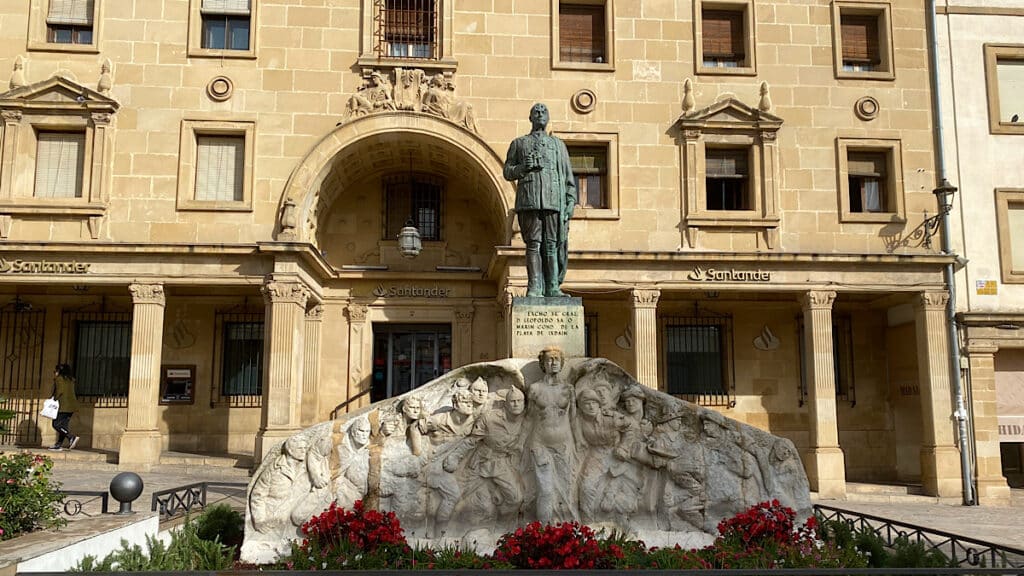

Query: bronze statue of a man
[503,103,577,297]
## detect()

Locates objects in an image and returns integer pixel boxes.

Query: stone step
[812,482,961,505]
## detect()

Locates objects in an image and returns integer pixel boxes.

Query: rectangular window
[378,0,437,59]
[1009,203,1024,271]
[663,313,733,406]
[847,151,888,213]
[840,14,881,72]
[74,321,131,398]
[702,9,744,67]
[996,58,1024,125]
[385,175,443,241]
[559,3,606,64]
[46,0,94,45]
[995,189,1024,283]
[222,321,263,397]
[195,135,244,202]
[705,147,750,211]
[34,131,85,199]
[200,0,251,50]
[569,145,608,209]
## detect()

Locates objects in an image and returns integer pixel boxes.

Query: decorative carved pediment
[0,75,119,114]
[677,98,782,133]
[341,68,477,133]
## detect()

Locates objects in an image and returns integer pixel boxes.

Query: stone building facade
[936,0,1024,501]
[0,0,996,501]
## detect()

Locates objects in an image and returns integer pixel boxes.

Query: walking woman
[49,363,79,451]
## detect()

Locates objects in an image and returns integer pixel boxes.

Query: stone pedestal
[511,296,584,358]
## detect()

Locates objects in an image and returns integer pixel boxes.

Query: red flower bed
[493,521,621,569]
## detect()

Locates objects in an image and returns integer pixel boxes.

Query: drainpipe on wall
[927,0,976,506]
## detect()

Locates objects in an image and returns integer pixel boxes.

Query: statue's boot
[543,253,568,297]
[526,252,544,297]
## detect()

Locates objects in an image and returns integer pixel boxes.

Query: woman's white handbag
[40,397,59,419]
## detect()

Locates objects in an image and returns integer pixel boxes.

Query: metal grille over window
[212,310,263,407]
[47,0,94,25]
[840,14,880,71]
[559,4,606,63]
[375,0,437,59]
[797,314,856,406]
[385,174,443,241]
[34,132,85,199]
[59,310,132,407]
[569,146,607,209]
[702,10,744,67]
[0,301,46,446]
[662,310,735,407]
[196,135,244,202]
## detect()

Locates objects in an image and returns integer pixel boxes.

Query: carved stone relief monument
[341,67,478,133]
[241,352,812,563]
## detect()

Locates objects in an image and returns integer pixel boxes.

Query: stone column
[455,306,475,367]
[119,283,166,470]
[966,343,1012,505]
[801,290,846,498]
[345,303,369,412]
[630,289,660,388]
[300,304,324,426]
[914,291,961,498]
[254,280,309,461]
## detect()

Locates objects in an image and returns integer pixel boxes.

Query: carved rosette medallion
[129,283,166,306]
[261,281,310,306]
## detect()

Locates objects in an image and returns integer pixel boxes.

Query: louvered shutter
[196,135,244,202]
[35,132,85,199]
[847,152,886,177]
[47,0,94,25]
[706,149,748,178]
[560,4,605,63]
[841,15,880,64]
[201,0,250,15]
[703,10,744,59]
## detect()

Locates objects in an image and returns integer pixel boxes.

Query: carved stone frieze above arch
[275,113,514,255]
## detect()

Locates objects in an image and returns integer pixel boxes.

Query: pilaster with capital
[800,290,846,498]
[455,306,475,368]
[254,281,310,461]
[630,289,660,388]
[119,283,166,470]
[345,303,370,414]
[914,290,960,498]
[500,286,525,358]
[965,343,1011,505]
[301,305,324,426]
[0,111,22,201]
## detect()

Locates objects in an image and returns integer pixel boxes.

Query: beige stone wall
[0,0,938,253]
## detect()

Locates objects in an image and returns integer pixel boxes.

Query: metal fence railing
[815,504,1024,569]
[150,481,247,520]
[61,489,109,518]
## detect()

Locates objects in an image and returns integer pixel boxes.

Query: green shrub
[0,396,15,434]
[818,517,954,569]
[74,518,234,572]
[0,452,66,540]
[193,503,244,552]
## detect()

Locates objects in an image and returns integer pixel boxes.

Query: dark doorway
[371,323,451,402]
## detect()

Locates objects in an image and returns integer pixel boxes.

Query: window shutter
[47,0,94,25]
[703,10,744,58]
[706,149,748,177]
[569,147,607,175]
[847,152,886,177]
[559,4,605,63]
[385,0,432,41]
[841,15,880,64]
[35,132,85,199]
[201,0,250,15]
[196,135,245,202]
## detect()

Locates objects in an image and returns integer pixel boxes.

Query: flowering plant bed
[271,499,950,571]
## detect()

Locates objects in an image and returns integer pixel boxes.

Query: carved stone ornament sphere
[571,89,597,114]
[207,76,234,102]
[110,472,144,513]
[854,96,879,121]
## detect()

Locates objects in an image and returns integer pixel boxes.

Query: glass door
[371,324,452,402]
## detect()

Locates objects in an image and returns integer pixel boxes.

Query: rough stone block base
[976,477,1012,506]
[803,446,847,499]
